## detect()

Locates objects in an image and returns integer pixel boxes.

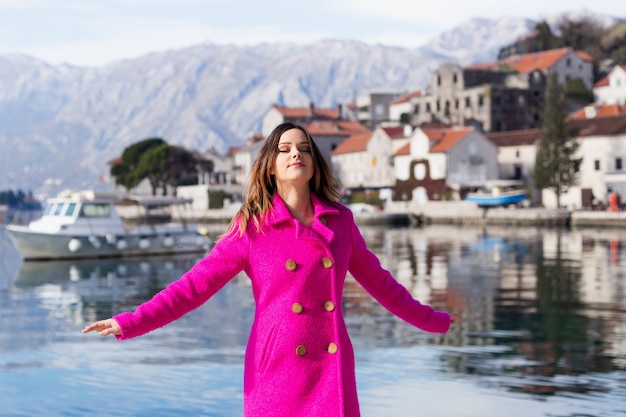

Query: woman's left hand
[82,318,121,337]
[450,313,461,324]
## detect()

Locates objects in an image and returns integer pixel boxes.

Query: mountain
[0,9,616,197]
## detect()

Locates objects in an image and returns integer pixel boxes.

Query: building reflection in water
[344,225,626,397]
[6,225,626,398]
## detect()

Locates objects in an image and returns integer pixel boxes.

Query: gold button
[322,257,333,268]
[327,342,338,354]
[291,303,303,314]
[323,300,335,312]
[296,345,307,356]
[285,259,297,271]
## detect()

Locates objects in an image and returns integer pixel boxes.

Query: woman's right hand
[82,318,121,337]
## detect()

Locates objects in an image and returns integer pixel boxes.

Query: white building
[485,129,539,183]
[540,105,626,209]
[349,91,403,129]
[594,65,626,106]
[393,126,499,203]
[331,125,411,195]
[485,129,541,205]
[388,91,422,123]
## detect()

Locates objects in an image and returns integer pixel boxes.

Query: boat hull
[465,192,526,207]
[5,226,211,261]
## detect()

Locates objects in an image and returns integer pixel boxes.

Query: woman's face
[273,128,314,188]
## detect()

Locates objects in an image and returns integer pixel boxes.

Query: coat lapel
[266,193,339,245]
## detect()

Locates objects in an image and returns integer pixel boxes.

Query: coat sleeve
[113,228,250,340]
[347,219,450,333]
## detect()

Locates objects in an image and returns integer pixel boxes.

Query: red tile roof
[306,120,370,136]
[484,114,626,145]
[272,103,340,120]
[331,133,372,155]
[391,126,473,155]
[570,114,626,137]
[390,90,422,104]
[594,75,610,87]
[381,126,407,139]
[467,47,592,73]
[424,127,474,153]
[394,142,410,156]
[570,104,626,119]
[485,129,540,147]
[595,65,626,88]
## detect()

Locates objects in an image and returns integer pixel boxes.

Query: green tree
[534,20,559,51]
[563,77,593,103]
[134,144,203,195]
[557,17,603,54]
[533,73,582,208]
[110,137,167,191]
[163,146,200,194]
[135,143,170,195]
[195,154,215,182]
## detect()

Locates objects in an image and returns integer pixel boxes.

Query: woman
[83,122,456,416]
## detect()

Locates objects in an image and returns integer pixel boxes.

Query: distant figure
[609,192,620,212]
[83,122,459,416]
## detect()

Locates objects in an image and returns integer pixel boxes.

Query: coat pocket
[258,325,278,373]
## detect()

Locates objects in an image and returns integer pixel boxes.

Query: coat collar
[266,192,339,244]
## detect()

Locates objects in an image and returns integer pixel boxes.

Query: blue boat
[465,180,527,207]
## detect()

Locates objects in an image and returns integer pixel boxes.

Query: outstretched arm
[81,227,250,340]
[348,220,452,333]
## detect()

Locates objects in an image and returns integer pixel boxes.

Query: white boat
[5,190,212,260]
[464,180,527,207]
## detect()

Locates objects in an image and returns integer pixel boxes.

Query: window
[594,159,601,171]
[65,203,77,217]
[79,203,111,218]
[414,104,420,114]
[617,158,623,171]
[453,73,458,84]
[465,97,471,107]
[54,204,64,216]
[437,75,441,86]
[478,95,484,106]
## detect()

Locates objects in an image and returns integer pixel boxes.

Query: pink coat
[114,193,451,416]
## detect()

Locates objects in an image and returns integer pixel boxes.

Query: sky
[0,0,622,67]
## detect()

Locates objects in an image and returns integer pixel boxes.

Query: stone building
[403,48,593,133]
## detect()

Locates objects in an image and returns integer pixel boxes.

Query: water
[1,225,625,417]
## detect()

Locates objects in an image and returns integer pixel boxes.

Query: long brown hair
[226,122,341,235]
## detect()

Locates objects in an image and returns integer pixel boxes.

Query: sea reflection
[347,226,626,400]
[1,225,626,416]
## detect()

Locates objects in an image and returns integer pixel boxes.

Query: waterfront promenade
[174,201,626,228]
